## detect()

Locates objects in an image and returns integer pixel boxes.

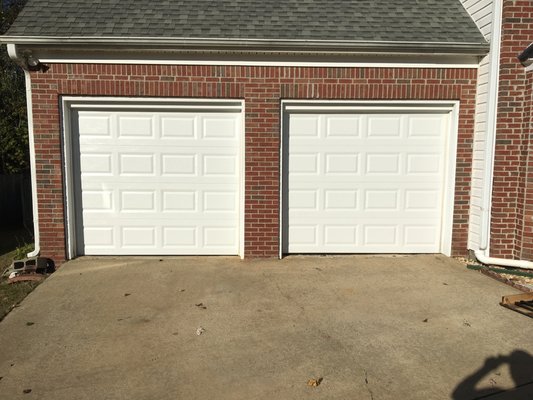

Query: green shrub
[13,243,34,260]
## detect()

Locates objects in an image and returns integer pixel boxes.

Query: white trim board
[280,100,460,257]
[61,96,245,259]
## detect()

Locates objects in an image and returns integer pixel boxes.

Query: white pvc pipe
[474,250,533,270]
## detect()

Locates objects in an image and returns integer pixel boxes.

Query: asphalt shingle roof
[6,0,486,45]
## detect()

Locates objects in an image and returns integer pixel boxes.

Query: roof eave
[0,36,490,55]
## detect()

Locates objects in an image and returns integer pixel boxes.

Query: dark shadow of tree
[452,350,533,400]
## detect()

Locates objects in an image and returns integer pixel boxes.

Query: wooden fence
[0,172,33,228]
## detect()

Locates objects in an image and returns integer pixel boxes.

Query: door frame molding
[60,96,245,259]
[279,100,460,258]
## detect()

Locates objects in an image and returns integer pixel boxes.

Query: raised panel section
[82,191,113,211]
[325,190,357,210]
[289,116,319,137]
[364,226,397,245]
[407,154,440,174]
[366,154,400,174]
[290,190,317,210]
[204,192,236,212]
[326,117,360,137]
[408,117,443,137]
[325,154,358,174]
[162,191,196,211]
[121,227,155,247]
[204,227,237,247]
[78,115,111,137]
[405,226,438,245]
[161,117,195,138]
[289,226,317,245]
[365,190,398,210]
[84,227,114,246]
[163,227,197,246]
[367,116,401,137]
[203,118,236,138]
[162,155,196,175]
[324,226,356,245]
[120,191,155,212]
[405,190,439,210]
[119,154,154,175]
[80,153,112,174]
[118,116,154,137]
[289,154,318,174]
[203,155,236,176]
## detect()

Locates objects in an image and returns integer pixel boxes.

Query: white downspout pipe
[23,69,40,258]
[474,251,533,269]
[473,0,533,270]
[6,44,40,257]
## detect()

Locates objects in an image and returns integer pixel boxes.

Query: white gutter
[0,36,490,55]
[6,44,40,258]
[473,0,533,270]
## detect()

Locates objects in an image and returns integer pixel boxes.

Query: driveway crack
[364,370,374,400]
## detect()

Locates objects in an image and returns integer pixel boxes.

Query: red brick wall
[490,0,533,259]
[29,64,477,262]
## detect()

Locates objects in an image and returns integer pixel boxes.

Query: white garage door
[284,105,453,254]
[71,103,242,256]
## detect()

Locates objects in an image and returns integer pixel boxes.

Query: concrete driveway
[0,255,531,400]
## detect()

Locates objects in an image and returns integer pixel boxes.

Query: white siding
[460,0,493,250]
[461,0,493,39]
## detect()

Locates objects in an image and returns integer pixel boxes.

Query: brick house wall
[490,0,533,260]
[30,64,477,262]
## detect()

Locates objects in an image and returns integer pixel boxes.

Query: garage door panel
[286,220,441,251]
[285,109,449,254]
[82,193,239,217]
[78,113,113,137]
[74,107,241,255]
[80,152,113,175]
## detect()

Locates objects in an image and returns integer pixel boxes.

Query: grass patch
[0,278,40,321]
[0,227,39,322]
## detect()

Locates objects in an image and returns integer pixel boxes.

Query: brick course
[29,64,477,262]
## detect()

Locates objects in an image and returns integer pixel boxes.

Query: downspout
[6,44,40,257]
[473,0,533,270]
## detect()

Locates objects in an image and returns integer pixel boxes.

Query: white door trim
[280,100,460,257]
[60,96,245,259]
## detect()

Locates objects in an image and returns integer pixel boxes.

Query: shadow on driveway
[452,350,533,400]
